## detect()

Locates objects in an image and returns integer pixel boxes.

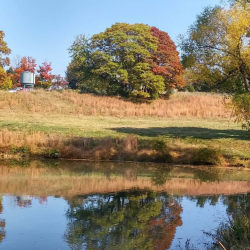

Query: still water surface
[0,161,249,250]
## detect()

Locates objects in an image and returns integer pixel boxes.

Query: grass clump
[152,137,167,152]
[151,138,172,163]
[192,148,223,165]
[9,146,30,157]
[43,149,61,159]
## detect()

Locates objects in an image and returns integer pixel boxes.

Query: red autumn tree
[37,62,52,81]
[36,62,53,88]
[150,27,186,90]
[9,56,36,87]
[52,74,69,88]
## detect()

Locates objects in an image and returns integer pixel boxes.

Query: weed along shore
[0,90,249,167]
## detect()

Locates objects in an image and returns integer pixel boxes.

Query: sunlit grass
[0,90,249,163]
[0,90,230,119]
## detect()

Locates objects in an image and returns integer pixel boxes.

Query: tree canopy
[179,1,250,94]
[0,31,12,89]
[67,23,185,99]
[0,31,11,67]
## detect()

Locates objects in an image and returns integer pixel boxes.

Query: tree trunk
[243,76,250,92]
[239,63,250,92]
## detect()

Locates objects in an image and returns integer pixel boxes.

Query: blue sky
[0,0,221,76]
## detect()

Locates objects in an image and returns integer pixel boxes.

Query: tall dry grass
[0,129,152,161]
[0,90,231,119]
[0,128,63,150]
[0,128,203,164]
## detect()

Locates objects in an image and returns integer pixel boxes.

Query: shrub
[35,80,52,89]
[192,148,223,165]
[152,138,167,152]
[9,146,30,157]
[151,138,172,163]
[43,149,61,158]
[185,84,195,92]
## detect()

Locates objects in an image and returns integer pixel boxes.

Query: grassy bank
[0,90,249,166]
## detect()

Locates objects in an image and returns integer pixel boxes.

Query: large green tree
[68,23,185,99]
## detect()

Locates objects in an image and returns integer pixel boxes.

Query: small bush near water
[192,148,223,165]
[9,146,30,157]
[43,149,61,159]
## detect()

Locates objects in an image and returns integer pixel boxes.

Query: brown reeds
[0,129,161,161]
[0,128,63,150]
[0,90,231,119]
[0,128,200,164]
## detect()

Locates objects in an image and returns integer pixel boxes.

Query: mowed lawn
[0,90,249,159]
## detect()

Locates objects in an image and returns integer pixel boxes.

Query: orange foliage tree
[35,62,53,89]
[150,27,186,91]
[9,56,36,87]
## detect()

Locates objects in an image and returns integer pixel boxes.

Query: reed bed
[0,90,231,119]
[0,128,63,150]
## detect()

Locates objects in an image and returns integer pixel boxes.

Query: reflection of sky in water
[1,196,69,250]
[0,194,229,250]
[170,196,227,249]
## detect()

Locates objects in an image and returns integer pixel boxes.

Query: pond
[0,160,249,250]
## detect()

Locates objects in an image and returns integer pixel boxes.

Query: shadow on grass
[111,127,248,140]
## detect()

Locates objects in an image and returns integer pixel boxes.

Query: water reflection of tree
[187,195,220,207]
[151,166,172,186]
[222,193,250,216]
[194,168,220,182]
[64,190,182,250]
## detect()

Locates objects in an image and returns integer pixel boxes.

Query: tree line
[1,0,249,98]
[0,0,250,129]
[0,34,67,89]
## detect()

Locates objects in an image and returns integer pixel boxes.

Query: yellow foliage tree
[180,1,250,93]
[0,67,12,90]
[0,31,11,67]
